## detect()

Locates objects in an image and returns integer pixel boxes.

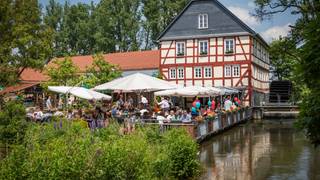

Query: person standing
[46,96,53,111]
[158,97,170,112]
[140,95,148,109]
[224,96,232,111]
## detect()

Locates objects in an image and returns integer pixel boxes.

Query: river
[199,119,320,180]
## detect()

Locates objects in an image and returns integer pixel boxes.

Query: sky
[39,0,299,43]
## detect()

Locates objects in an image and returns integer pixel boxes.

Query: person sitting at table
[157,112,166,124]
[67,109,74,120]
[26,108,35,121]
[180,110,192,123]
[34,107,43,122]
[166,110,177,122]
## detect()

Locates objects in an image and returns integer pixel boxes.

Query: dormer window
[198,14,208,29]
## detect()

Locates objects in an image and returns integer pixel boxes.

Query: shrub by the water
[0,120,200,179]
[0,100,27,145]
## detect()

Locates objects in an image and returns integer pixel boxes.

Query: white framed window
[232,65,240,77]
[204,67,212,78]
[176,42,185,56]
[198,14,208,29]
[225,65,231,77]
[225,39,234,54]
[177,67,184,79]
[194,67,202,78]
[199,40,208,55]
[169,68,176,79]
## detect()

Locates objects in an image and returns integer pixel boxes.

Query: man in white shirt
[46,96,52,110]
[140,95,148,108]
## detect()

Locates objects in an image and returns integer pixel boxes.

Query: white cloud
[228,6,260,27]
[261,23,291,42]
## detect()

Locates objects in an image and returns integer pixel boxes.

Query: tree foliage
[142,0,189,49]
[0,101,27,145]
[81,53,122,88]
[269,38,299,80]
[43,57,79,87]
[0,121,200,179]
[254,0,320,146]
[0,0,53,87]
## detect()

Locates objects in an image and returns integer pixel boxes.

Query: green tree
[80,53,122,88]
[142,0,189,49]
[269,38,299,80]
[254,0,320,146]
[44,0,63,57]
[43,57,79,87]
[95,0,142,52]
[0,101,27,145]
[0,0,53,86]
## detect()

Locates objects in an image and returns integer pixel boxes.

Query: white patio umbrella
[94,73,177,92]
[155,86,212,97]
[48,86,111,100]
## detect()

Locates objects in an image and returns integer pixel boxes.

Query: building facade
[158,0,270,106]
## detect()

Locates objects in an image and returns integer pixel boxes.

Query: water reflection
[199,120,320,180]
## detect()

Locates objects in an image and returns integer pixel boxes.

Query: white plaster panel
[209,47,215,55]
[176,58,185,64]
[186,67,192,79]
[233,78,239,86]
[224,56,234,61]
[210,38,216,46]
[239,36,249,44]
[186,80,193,86]
[217,56,223,62]
[204,80,212,87]
[164,58,174,64]
[199,56,209,63]
[168,50,175,57]
[236,55,246,61]
[241,68,248,75]
[187,40,193,46]
[218,47,223,54]
[161,41,173,49]
[210,56,216,62]
[187,58,193,64]
[225,79,231,87]
[178,81,185,85]
[214,66,223,78]
[242,78,248,86]
[217,38,223,45]
[214,80,223,86]
[194,80,203,86]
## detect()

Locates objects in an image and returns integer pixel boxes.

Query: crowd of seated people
[26,93,243,132]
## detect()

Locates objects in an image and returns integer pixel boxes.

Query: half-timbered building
[158,0,270,106]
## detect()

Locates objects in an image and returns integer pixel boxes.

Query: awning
[0,83,39,95]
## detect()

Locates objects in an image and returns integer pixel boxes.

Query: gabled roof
[20,50,160,83]
[157,0,268,46]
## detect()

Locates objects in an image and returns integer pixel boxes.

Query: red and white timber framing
[159,35,270,106]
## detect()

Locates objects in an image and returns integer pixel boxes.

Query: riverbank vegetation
[0,102,200,179]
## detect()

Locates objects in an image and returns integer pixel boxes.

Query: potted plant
[200,51,207,56]
[225,50,234,55]
[177,52,184,56]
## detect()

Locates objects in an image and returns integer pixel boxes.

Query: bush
[0,100,27,145]
[0,121,201,179]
